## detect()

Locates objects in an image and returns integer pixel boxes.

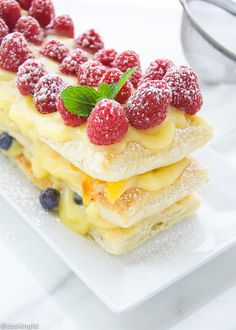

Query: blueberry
[74,193,83,205]
[0,133,13,150]
[39,188,60,211]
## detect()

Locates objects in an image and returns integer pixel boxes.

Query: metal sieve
[180,0,236,83]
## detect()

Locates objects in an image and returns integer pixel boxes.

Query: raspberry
[60,48,88,76]
[113,50,142,88]
[125,80,172,129]
[0,32,33,72]
[0,0,21,30]
[47,15,74,38]
[77,60,106,87]
[100,68,132,104]
[0,18,9,44]
[93,48,117,67]
[75,29,104,54]
[17,0,33,10]
[17,58,47,95]
[0,2,3,18]
[40,39,70,63]
[29,0,55,28]
[57,97,87,127]
[14,16,43,45]
[129,67,142,88]
[164,65,203,115]
[34,74,67,113]
[113,50,140,70]
[87,99,128,145]
[141,59,174,83]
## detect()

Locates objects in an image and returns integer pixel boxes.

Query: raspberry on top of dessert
[0,0,203,146]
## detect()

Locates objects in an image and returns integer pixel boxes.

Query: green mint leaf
[61,86,100,117]
[97,82,115,99]
[60,67,137,117]
[108,67,137,99]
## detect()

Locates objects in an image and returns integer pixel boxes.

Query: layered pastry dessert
[0,0,213,254]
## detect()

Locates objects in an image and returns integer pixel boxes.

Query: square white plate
[1,0,236,314]
[0,147,236,313]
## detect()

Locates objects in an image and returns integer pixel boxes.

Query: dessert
[0,0,213,254]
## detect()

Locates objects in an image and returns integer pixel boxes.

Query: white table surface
[1,1,236,329]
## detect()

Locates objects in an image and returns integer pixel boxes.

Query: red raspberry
[34,74,67,113]
[113,50,140,70]
[57,97,87,127]
[164,65,203,115]
[40,39,70,63]
[141,59,174,83]
[0,0,21,30]
[0,2,3,18]
[100,68,132,104]
[125,80,172,129]
[14,16,43,45]
[129,67,142,88]
[77,60,106,87]
[75,29,104,54]
[60,48,88,76]
[29,0,55,28]
[93,48,117,67]
[0,32,33,72]
[47,15,74,38]
[87,99,128,145]
[17,58,47,95]
[113,50,142,88]
[17,0,32,10]
[0,18,9,43]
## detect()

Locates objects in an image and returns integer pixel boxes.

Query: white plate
[0,148,236,313]
[1,1,236,314]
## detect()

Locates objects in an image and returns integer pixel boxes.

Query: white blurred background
[55,0,185,68]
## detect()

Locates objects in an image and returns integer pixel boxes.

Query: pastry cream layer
[0,64,203,155]
[0,136,193,235]
[0,133,190,204]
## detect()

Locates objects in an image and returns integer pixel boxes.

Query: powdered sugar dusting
[101,68,132,104]
[125,80,172,129]
[17,58,48,95]
[75,28,104,54]
[77,60,106,87]
[93,48,117,67]
[34,74,68,113]
[87,99,128,145]
[113,50,142,87]
[40,39,70,63]
[164,65,203,114]
[15,16,43,46]
[29,0,55,28]
[47,14,75,38]
[0,18,9,43]
[141,58,174,83]
[0,32,33,72]
[60,48,88,76]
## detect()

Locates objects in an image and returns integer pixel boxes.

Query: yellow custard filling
[0,65,204,154]
[0,31,204,154]
[0,137,191,234]
[104,158,190,203]
[27,139,190,204]
[58,189,115,235]
[0,133,190,206]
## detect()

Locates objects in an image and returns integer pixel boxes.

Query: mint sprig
[61,86,98,117]
[60,67,137,117]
